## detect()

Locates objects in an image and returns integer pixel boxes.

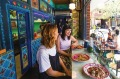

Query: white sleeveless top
[59,36,71,50]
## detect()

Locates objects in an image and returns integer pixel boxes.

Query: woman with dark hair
[37,23,71,79]
[56,25,78,71]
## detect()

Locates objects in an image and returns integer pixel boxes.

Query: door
[17,12,29,74]
[9,9,30,77]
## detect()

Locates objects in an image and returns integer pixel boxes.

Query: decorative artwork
[18,13,26,36]
[21,46,28,68]
[18,14,25,20]
[11,21,17,28]
[31,0,39,10]
[10,10,17,19]
[48,0,50,3]
[40,0,47,12]
[21,0,27,2]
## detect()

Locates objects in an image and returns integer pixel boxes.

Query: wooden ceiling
[53,0,70,4]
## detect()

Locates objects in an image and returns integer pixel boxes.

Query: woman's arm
[46,67,66,77]
[59,57,71,76]
[56,35,70,57]
[71,36,78,45]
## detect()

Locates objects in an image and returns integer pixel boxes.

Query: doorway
[10,10,21,79]
[9,9,29,79]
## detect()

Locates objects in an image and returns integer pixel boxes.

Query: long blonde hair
[41,23,57,48]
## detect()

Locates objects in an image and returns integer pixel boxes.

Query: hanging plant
[90,33,96,39]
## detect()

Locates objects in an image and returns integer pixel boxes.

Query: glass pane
[0,22,3,50]
[9,10,20,55]
[33,18,47,39]
[21,0,27,2]
[18,13,27,45]
[10,10,17,19]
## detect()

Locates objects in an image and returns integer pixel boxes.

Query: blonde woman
[36,24,71,79]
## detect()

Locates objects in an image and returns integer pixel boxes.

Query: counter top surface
[72,48,111,79]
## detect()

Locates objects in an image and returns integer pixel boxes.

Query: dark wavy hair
[61,25,71,40]
[41,23,57,48]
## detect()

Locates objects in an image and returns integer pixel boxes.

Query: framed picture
[31,0,39,10]
[21,0,27,2]
[40,0,47,12]
[10,10,17,19]
[11,21,17,28]
[47,6,51,13]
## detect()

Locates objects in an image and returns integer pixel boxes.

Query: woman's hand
[65,52,71,57]
[59,57,71,76]
[66,70,71,76]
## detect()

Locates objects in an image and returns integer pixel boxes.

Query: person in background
[113,29,120,61]
[36,23,71,79]
[56,25,78,71]
[58,19,63,35]
[107,29,113,42]
[113,30,120,51]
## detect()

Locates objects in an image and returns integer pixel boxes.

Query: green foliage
[90,33,96,39]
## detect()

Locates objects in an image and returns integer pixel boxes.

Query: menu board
[31,0,39,10]
[40,0,47,12]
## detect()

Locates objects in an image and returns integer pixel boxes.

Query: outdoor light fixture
[69,3,75,10]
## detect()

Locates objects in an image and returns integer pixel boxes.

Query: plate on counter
[72,53,90,62]
[83,63,110,79]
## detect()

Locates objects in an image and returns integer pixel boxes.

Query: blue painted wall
[31,38,41,66]
[0,0,54,78]
[0,51,16,79]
